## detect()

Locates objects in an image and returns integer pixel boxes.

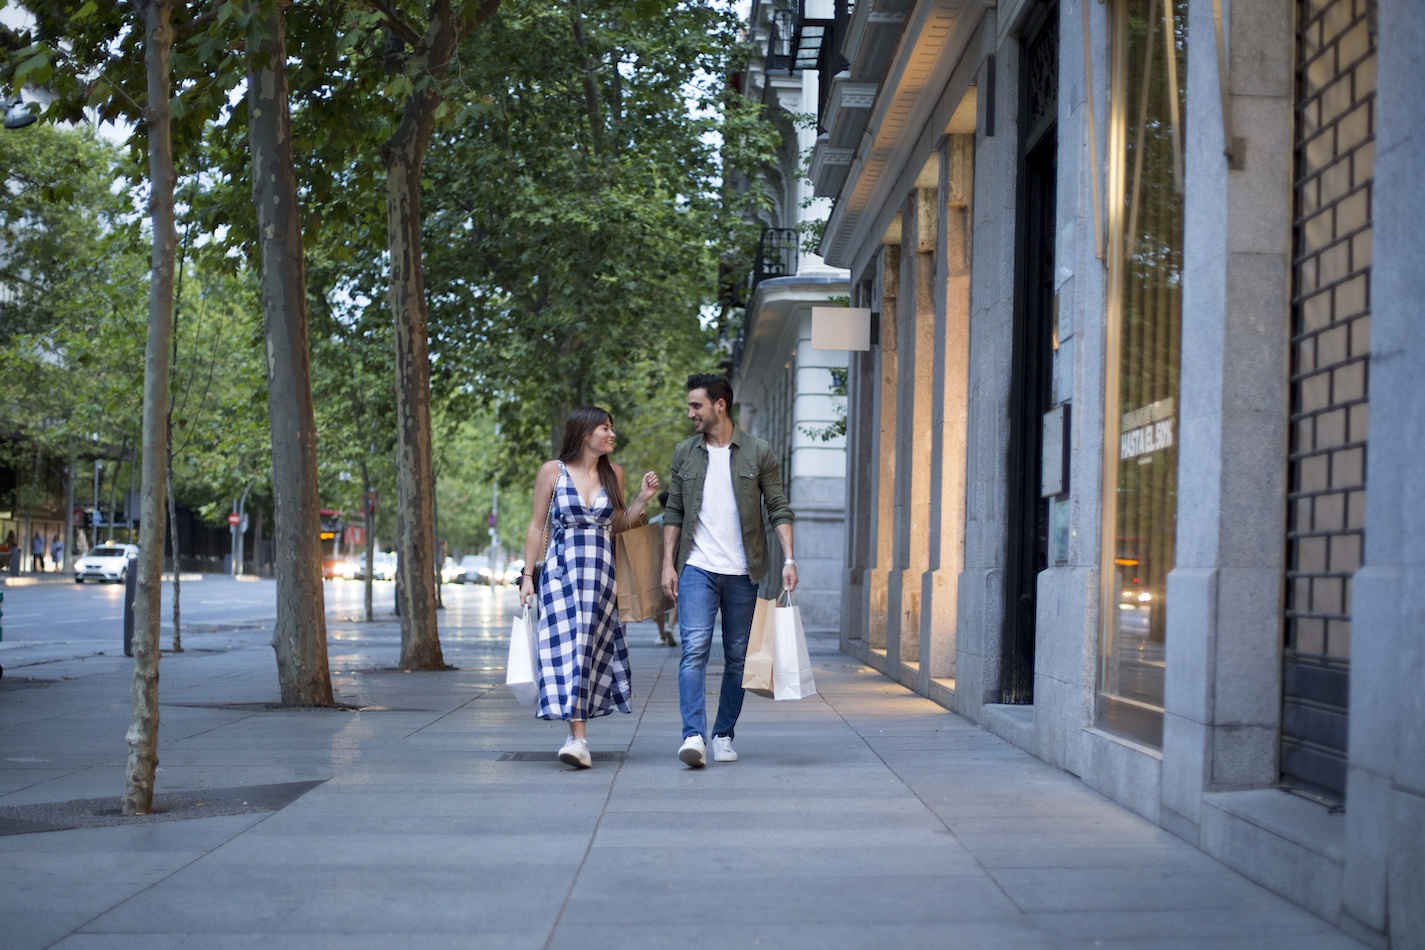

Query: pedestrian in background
[661,374,797,768]
[518,406,660,769]
[51,534,64,571]
[30,532,45,572]
[648,491,678,647]
[1,530,16,577]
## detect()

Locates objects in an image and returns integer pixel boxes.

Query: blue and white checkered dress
[535,462,632,721]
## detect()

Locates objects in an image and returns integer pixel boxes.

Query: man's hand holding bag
[741,591,816,701]
[771,590,817,700]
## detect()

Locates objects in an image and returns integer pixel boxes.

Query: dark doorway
[1002,1,1058,705]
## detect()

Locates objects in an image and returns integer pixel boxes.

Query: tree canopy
[2,0,781,558]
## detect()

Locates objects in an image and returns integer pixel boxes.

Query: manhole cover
[498,751,625,762]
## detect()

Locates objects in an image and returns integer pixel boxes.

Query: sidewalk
[0,597,1366,949]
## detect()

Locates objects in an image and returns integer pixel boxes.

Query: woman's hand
[637,470,660,503]
[519,574,536,608]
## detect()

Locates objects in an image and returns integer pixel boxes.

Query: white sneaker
[559,736,591,769]
[678,734,706,768]
[712,735,738,762]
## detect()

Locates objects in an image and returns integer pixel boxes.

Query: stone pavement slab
[0,591,1367,949]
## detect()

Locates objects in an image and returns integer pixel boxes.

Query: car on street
[502,559,525,585]
[323,556,360,580]
[354,551,397,581]
[456,555,493,585]
[73,543,139,583]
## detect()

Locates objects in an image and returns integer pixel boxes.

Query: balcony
[753,227,800,287]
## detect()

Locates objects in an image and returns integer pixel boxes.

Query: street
[0,576,520,675]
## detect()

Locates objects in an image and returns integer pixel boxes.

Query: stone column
[886,189,937,674]
[841,280,876,647]
[862,246,899,653]
[920,136,974,684]
[1161,0,1292,837]
[1345,1,1425,943]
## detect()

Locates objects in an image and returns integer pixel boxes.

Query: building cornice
[818,0,992,272]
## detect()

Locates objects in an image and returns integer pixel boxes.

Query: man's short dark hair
[687,374,733,412]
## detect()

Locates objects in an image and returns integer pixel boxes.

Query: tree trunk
[362,463,374,622]
[375,0,499,665]
[166,457,182,652]
[24,452,36,571]
[384,82,446,671]
[123,0,177,817]
[62,453,75,573]
[107,452,120,542]
[247,0,333,705]
[433,464,443,610]
[252,506,264,578]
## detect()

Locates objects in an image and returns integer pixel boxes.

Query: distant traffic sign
[228,513,241,526]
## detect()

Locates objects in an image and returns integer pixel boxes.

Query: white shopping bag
[506,606,540,706]
[771,591,817,701]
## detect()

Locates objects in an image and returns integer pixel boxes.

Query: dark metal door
[1002,1,1058,705]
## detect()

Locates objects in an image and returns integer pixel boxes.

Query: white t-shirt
[686,444,748,575]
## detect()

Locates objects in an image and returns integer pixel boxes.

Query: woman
[519,406,659,769]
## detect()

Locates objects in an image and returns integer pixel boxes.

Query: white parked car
[74,543,139,583]
[456,555,493,585]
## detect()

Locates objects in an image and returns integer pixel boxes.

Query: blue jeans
[677,565,759,740]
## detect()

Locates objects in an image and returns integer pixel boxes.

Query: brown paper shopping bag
[741,596,777,698]
[616,522,664,623]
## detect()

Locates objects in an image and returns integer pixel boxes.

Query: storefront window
[1097,0,1186,748]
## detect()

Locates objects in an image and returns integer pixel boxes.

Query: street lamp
[4,96,37,130]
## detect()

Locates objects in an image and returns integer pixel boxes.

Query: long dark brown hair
[557,406,626,511]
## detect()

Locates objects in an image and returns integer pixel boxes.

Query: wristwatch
[784,559,796,565]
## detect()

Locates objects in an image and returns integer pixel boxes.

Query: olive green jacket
[663,426,793,582]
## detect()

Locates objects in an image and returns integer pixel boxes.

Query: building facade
[729,2,852,630]
[804,0,1423,944]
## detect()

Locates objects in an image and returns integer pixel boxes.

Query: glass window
[1097,0,1187,748]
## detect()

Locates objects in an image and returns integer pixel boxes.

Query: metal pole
[123,556,137,656]
[230,498,238,576]
[63,456,75,573]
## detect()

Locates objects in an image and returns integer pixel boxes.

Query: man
[661,374,796,768]
[30,532,45,572]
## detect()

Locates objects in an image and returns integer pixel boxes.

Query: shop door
[1282,0,1376,801]
[1003,1,1058,705]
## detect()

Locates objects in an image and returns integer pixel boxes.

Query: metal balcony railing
[753,227,799,287]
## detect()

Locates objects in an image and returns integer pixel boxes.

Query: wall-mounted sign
[1042,404,1071,498]
[810,306,873,351]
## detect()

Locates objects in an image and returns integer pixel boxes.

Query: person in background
[647,491,678,647]
[660,374,797,768]
[30,532,45,572]
[1,530,16,577]
[51,534,64,571]
[518,406,660,769]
